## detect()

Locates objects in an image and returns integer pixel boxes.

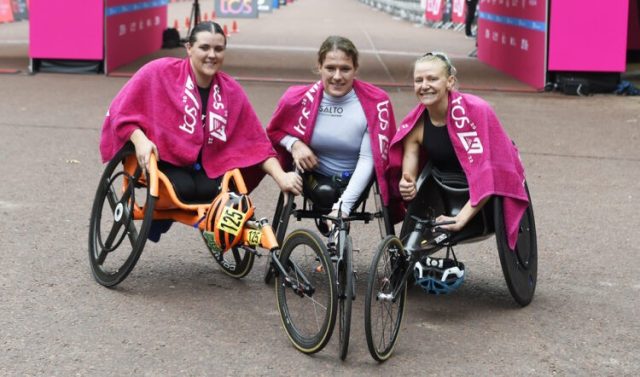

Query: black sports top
[422,112,463,172]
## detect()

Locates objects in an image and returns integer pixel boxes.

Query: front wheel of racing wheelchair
[267,171,396,359]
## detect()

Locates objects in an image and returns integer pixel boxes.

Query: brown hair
[188,21,226,46]
[317,36,359,69]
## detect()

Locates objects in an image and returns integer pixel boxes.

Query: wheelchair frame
[364,165,538,362]
[88,143,259,287]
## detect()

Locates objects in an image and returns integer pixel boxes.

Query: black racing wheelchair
[364,164,537,361]
[266,171,395,359]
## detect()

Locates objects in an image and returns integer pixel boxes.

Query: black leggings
[158,160,221,204]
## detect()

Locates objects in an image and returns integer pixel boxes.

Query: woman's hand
[434,197,490,232]
[399,173,417,201]
[130,129,158,173]
[291,141,318,172]
[435,214,466,232]
[275,171,303,196]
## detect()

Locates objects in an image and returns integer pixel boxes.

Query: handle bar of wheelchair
[220,168,248,195]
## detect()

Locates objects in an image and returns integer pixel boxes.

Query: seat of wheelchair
[406,165,495,245]
[155,161,220,207]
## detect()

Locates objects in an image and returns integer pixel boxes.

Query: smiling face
[319,50,357,97]
[187,30,226,87]
[413,59,455,108]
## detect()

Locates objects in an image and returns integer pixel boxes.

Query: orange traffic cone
[185,17,190,30]
[223,24,229,37]
[232,20,239,33]
[203,12,209,21]
[211,10,216,19]
[173,19,179,30]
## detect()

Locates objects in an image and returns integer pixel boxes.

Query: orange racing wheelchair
[88,142,337,352]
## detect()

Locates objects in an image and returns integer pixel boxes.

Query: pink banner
[451,0,466,24]
[548,0,628,72]
[29,0,103,60]
[105,0,168,73]
[477,0,547,89]
[425,0,445,22]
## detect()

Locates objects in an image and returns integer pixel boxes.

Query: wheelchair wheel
[88,144,155,287]
[204,238,255,279]
[337,234,354,361]
[494,188,538,307]
[365,235,407,362]
[276,229,337,354]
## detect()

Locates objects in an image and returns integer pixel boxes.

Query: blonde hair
[414,51,458,87]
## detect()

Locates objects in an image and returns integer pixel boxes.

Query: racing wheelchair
[265,171,395,359]
[364,164,537,361]
[88,142,264,287]
[88,142,364,354]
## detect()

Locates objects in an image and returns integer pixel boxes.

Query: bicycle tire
[338,233,354,361]
[276,229,337,354]
[364,235,407,362]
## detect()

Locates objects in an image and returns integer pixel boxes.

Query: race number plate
[217,207,246,236]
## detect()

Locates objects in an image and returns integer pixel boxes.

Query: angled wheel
[337,233,354,361]
[276,229,337,354]
[88,144,155,287]
[494,185,538,306]
[365,235,408,362]
[203,233,255,279]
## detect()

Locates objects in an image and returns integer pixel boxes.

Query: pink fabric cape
[388,91,529,249]
[99,57,275,191]
[266,79,401,221]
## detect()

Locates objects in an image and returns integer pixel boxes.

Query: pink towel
[266,80,398,213]
[100,57,275,191]
[388,91,529,249]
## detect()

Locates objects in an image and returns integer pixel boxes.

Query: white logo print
[294,82,320,136]
[208,112,227,143]
[450,96,483,157]
[457,131,483,154]
[208,84,227,143]
[376,100,391,160]
[179,76,199,135]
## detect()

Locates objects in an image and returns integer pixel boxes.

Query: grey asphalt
[1,0,639,375]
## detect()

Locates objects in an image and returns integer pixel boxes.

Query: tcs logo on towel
[376,100,391,161]
[179,77,227,143]
[450,96,483,161]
